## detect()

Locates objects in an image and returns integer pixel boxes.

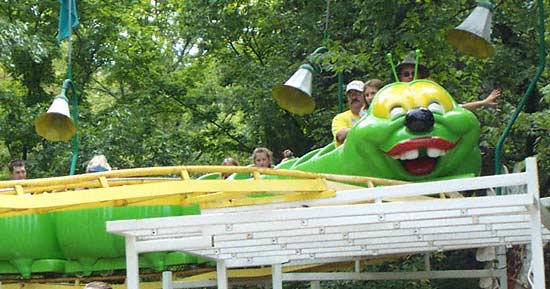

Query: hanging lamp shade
[272,64,315,116]
[446,1,494,59]
[35,94,76,141]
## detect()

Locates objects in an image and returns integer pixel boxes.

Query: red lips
[387,138,456,156]
[387,138,456,176]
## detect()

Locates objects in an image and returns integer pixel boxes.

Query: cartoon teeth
[392,149,418,160]
[401,150,419,160]
[427,148,447,158]
[392,148,448,160]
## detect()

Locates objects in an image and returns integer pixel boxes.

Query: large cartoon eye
[428,101,444,114]
[389,106,406,120]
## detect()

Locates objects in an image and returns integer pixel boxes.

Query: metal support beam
[171,279,273,289]
[540,203,550,230]
[162,271,173,289]
[282,270,500,281]
[310,281,321,289]
[526,158,546,289]
[424,253,431,271]
[125,236,139,289]
[216,260,228,289]
[496,246,508,289]
[272,264,282,289]
[174,280,217,288]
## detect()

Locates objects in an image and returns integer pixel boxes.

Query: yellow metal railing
[0,166,408,217]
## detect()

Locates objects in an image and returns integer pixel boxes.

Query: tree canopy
[0,0,549,198]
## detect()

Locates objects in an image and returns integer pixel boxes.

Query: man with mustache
[331,80,366,147]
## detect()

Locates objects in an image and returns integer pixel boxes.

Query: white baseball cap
[346,80,365,93]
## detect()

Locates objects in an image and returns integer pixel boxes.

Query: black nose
[405,108,434,132]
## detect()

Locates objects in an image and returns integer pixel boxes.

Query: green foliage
[0,1,549,286]
[0,1,548,185]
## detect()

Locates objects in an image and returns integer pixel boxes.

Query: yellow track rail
[0,166,408,217]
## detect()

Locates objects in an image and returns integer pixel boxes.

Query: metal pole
[162,271,173,289]
[216,260,229,289]
[272,264,283,289]
[69,81,79,175]
[424,253,431,271]
[65,0,79,175]
[525,158,546,288]
[67,0,72,70]
[310,281,321,289]
[125,236,140,289]
[496,246,508,289]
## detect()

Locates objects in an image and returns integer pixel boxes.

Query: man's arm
[461,89,500,111]
[332,112,351,147]
[335,128,350,144]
